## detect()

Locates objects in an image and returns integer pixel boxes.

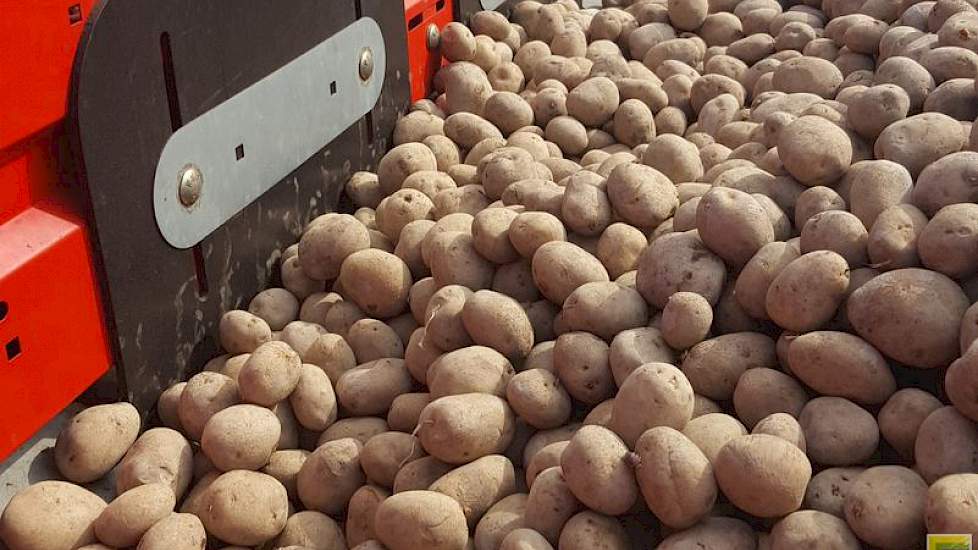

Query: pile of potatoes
[7,0,978,548]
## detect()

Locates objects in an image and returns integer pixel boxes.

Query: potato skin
[925,473,978,538]
[560,425,638,516]
[418,393,516,464]
[136,513,206,550]
[462,290,535,360]
[769,510,860,550]
[374,491,469,550]
[560,282,648,341]
[778,115,852,186]
[681,332,778,401]
[430,454,517,528]
[787,331,895,405]
[636,230,727,308]
[847,268,969,369]
[276,511,348,550]
[297,438,365,515]
[116,428,194,500]
[696,187,776,267]
[200,404,280,472]
[799,397,878,466]
[94,483,175,548]
[714,434,812,518]
[238,340,302,406]
[531,241,609,305]
[766,251,850,333]
[611,363,694,447]
[361,432,425,489]
[199,470,288,546]
[914,406,978,483]
[55,403,140,484]
[0,481,106,550]
[635,427,716,529]
[844,466,928,550]
[337,358,414,416]
[506,368,572,430]
[524,467,581,544]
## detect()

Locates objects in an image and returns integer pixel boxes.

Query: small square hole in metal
[68,4,82,24]
[0,301,8,322]
[5,337,21,361]
[235,144,245,161]
[330,81,337,95]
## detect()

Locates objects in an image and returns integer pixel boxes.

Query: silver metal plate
[154,17,386,249]
[480,0,507,9]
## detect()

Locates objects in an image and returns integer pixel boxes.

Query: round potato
[635,427,715,529]
[199,470,288,546]
[135,513,206,550]
[611,364,694,447]
[714,434,812,518]
[418,393,516,464]
[799,397,879,466]
[0,481,106,550]
[787,331,896,405]
[374,491,469,550]
[55,403,140,484]
[844,466,928,549]
[766,251,850,333]
[297,438,365,514]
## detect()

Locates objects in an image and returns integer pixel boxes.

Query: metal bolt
[359,47,374,81]
[178,164,203,207]
[426,24,441,50]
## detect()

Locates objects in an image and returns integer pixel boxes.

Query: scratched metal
[70,0,409,414]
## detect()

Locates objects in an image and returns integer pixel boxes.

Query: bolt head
[178,165,203,207]
[427,24,441,50]
[359,48,374,81]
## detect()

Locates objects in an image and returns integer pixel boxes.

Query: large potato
[918,203,978,279]
[299,214,370,281]
[418,393,516,464]
[636,230,727,308]
[374,491,469,550]
[531,241,609,305]
[769,510,860,550]
[116,428,193,500]
[290,363,338,431]
[560,426,638,516]
[338,249,413,319]
[554,332,615,405]
[847,268,969,368]
[766,251,850,332]
[199,470,288,546]
[430,454,517,528]
[557,511,630,550]
[237,340,301,406]
[799,397,879,466]
[844,466,928,549]
[428,346,514,398]
[915,406,978,483]
[336,358,414,416]
[714,434,812,517]
[611,363,694,447]
[657,517,756,550]
[606,163,679,230]
[925,473,978,538]
[462,290,534,360]
[0,481,105,550]
[682,413,748,464]
[696,187,776,267]
[787,331,896,405]
[681,332,778,401]
[177,372,238,442]
[277,511,347,550]
[55,403,140,484]
[200,404,280,472]
[361,432,425,489]
[634,427,716,529]
[474,494,528,550]
[297,438,365,514]
[135,513,206,550]
[507,369,572,430]
[778,115,852,186]
[524,467,581,544]
[732,368,807,428]
[560,282,648,341]
[219,310,272,354]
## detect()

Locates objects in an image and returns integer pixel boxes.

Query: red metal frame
[0,0,112,460]
[404,0,453,102]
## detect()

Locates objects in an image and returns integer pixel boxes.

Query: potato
[915,406,978,483]
[298,215,370,282]
[634,427,715,529]
[524,467,581,544]
[424,135,461,172]
[925,473,978,537]
[560,426,638,516]
[117,428,193,500]
[306,333,357,384]
[732,368,807,428]
[484,92,534,135]
[911,151,978,216]
[844,466,928,549]
[500,529,553,550]
[0,481,105,550]
[338,249,413,319]
[275,511,347,549]
[752,411,807,452]
[248,288,300,332]
[285,363,337,432]
[609,327,677,385]
[554,332,615,405]
[157,382,186,431]
[637,230,726,308]
[799,210,868,266]
[733,241,800,320]
[506,369,572,430]
[378,143,439,196]
[53,402,140,484]
[430,454,516,528]
[560,281,648,341]
[681,413,748,464]
[696,187,776,267]
[92,483,174,547]
[336,358,413,416]
[471,208,519,265]
[237,340,301,406]
[874,112,966,177]
[766,251,850,332]
[848,268,969,368]
[441,22,477,62]
[508,211,566,258]
[419,393,515,464]
[199,470,288,546]
[557,511,629,550]
[136,513,206,550]
[219,310,272,354]
[346,171,384,209]
[918,203,978,279]
[260,449,307,501]
[530,241,609,305]
[297,438,365,514]
[611,363,694,447]
[876,389,943,464]
[174,372,238,442]
[657,517,756,550]
[778,115,852,186]
[474,494,528,550]
[375,491,468,550]
[681,332,778,401]
[566,77,620,128]
[799,397,878,466]
[769,510,860,550]
[605,163,679,230]
[714,434,812,517]
[347,319,404,363]
[461,290,534,360]
[391,456,452,494]
[561,179,612,237]
[200,404,279,472]
[428,346,514,399]
[595,223,647,279]
[361,432,425,489]
[428,231,496,290]
[866,204,928,269]
[772,56,843,98]
[787,331,896,406]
